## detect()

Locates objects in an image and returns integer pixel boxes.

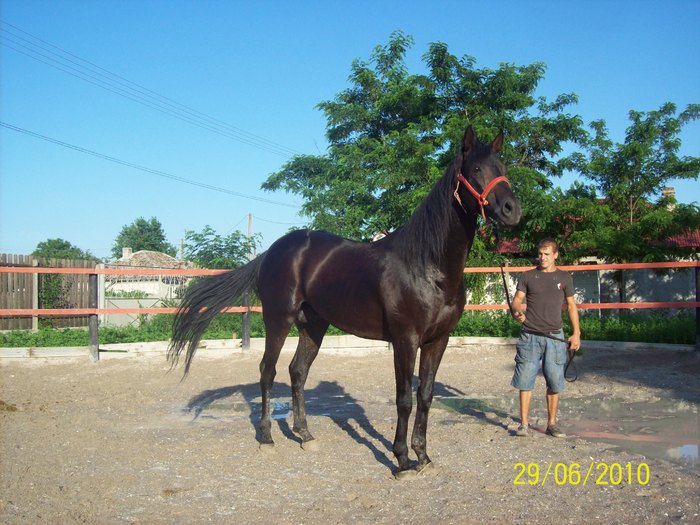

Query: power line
[0,121,300,209]
[0,20,302,158]
[253,215,307,226]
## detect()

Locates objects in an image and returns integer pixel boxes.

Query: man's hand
[568,334,581,352]
[511,308,526,323]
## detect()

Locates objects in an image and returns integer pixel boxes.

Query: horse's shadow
[184,380,396,470]
[432,382,510,430]
[183,378,504,471]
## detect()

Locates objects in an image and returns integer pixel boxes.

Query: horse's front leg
[392,340,418,474]
[412,335,449,471]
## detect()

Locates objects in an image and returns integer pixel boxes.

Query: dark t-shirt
[516,268,574,333]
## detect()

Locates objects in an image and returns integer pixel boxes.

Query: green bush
[0,327,89,347]
[451,311,522,337]
[0,311,695,348]
[576,312,695,344]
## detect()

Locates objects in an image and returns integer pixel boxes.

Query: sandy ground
[1,341,699,524]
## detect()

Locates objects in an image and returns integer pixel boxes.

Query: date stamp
[513,462,651,486]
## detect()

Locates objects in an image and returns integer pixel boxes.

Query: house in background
[100,248,192,327]
[106,247,191,299]
[487,219,700,312]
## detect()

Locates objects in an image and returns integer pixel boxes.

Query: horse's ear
[491,131,504,154]
[463,126,476,154]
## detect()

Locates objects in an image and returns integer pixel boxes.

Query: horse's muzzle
[496,196,522,227]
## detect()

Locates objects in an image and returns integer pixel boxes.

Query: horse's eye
[474,166,480,172]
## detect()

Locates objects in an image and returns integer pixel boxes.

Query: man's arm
[566,295,581,351]
[511,290,526,323]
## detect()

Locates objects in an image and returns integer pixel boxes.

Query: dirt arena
[1,340,698,524]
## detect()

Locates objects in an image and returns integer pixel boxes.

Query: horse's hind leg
[259,312,294,448]
[289,306,328,448]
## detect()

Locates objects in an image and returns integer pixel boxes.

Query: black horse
[168,127,522,476]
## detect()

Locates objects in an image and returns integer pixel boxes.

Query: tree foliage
[263,32,699,263]
[32,238,95,261]
[184,225,259,269]
[111,217,176,259]
[264,32,584,245]
[565,103,700,261]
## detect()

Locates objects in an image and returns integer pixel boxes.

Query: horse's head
[454,127,522,227]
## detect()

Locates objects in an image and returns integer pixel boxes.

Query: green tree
[184,226,260,269]
[111,217,176,259]
[263,32,699,264]
[570,103,700,261]
[262,31,585,253]
[32,238,95,260]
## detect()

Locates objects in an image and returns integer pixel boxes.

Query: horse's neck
[442,205,478,277]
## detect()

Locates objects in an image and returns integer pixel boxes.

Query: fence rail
[1,261,699,358]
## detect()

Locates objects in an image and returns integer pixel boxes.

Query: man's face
[538,245,558,271]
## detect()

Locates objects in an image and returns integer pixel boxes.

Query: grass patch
[0,311,695,348]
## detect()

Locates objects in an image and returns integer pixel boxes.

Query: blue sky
[1,0,699,260]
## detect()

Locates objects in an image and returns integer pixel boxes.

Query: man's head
[537,238,559,271]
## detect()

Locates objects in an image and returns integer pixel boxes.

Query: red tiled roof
[496,229,700,254]
[496,239,521,254]
[666,230,700,248]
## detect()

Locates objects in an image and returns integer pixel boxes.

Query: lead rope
[492,223,578,382]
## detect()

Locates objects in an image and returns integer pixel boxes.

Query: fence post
[31,259,39,332]
[97,264,106,326]
[242,290,250,350]
[695,266,700,351]
[88,273,99,362]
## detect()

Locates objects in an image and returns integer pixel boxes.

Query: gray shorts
[511,330,568,393]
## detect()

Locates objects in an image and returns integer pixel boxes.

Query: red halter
[454,173,511,221]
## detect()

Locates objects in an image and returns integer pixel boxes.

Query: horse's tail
[167,254,265,375]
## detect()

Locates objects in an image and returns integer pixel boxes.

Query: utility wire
[1,121,300,209]
[253,215,306,226]
[0,21,302,158]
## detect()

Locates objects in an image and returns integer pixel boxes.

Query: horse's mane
[391,151,465,268]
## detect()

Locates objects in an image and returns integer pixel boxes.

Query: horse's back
[258,229,388,338]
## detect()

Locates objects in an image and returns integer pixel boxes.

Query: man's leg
[512,332,540,437]
[519,390,533,427]
[543,336,567,437]
[546,388,559,427]
[545,388,566,437]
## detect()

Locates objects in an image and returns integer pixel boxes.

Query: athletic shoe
[546,425,566,438]
[515,424,531,437]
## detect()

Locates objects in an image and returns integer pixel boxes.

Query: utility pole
[242,213,253,350]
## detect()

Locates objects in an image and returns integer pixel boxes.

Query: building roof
[110,249,191,269]
[494,229,700,256]
[665,230,700,249]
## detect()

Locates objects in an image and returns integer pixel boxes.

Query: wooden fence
[0,254,96,330]
[0,261,698,360]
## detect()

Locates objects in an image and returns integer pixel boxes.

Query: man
[510,238,581,438]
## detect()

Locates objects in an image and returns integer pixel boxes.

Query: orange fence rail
[1,261,699,316]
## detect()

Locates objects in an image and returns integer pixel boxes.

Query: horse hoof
[258,443,275,454]
[416,462,437,477]
[394,468,417,481]
[301,439,319,452]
